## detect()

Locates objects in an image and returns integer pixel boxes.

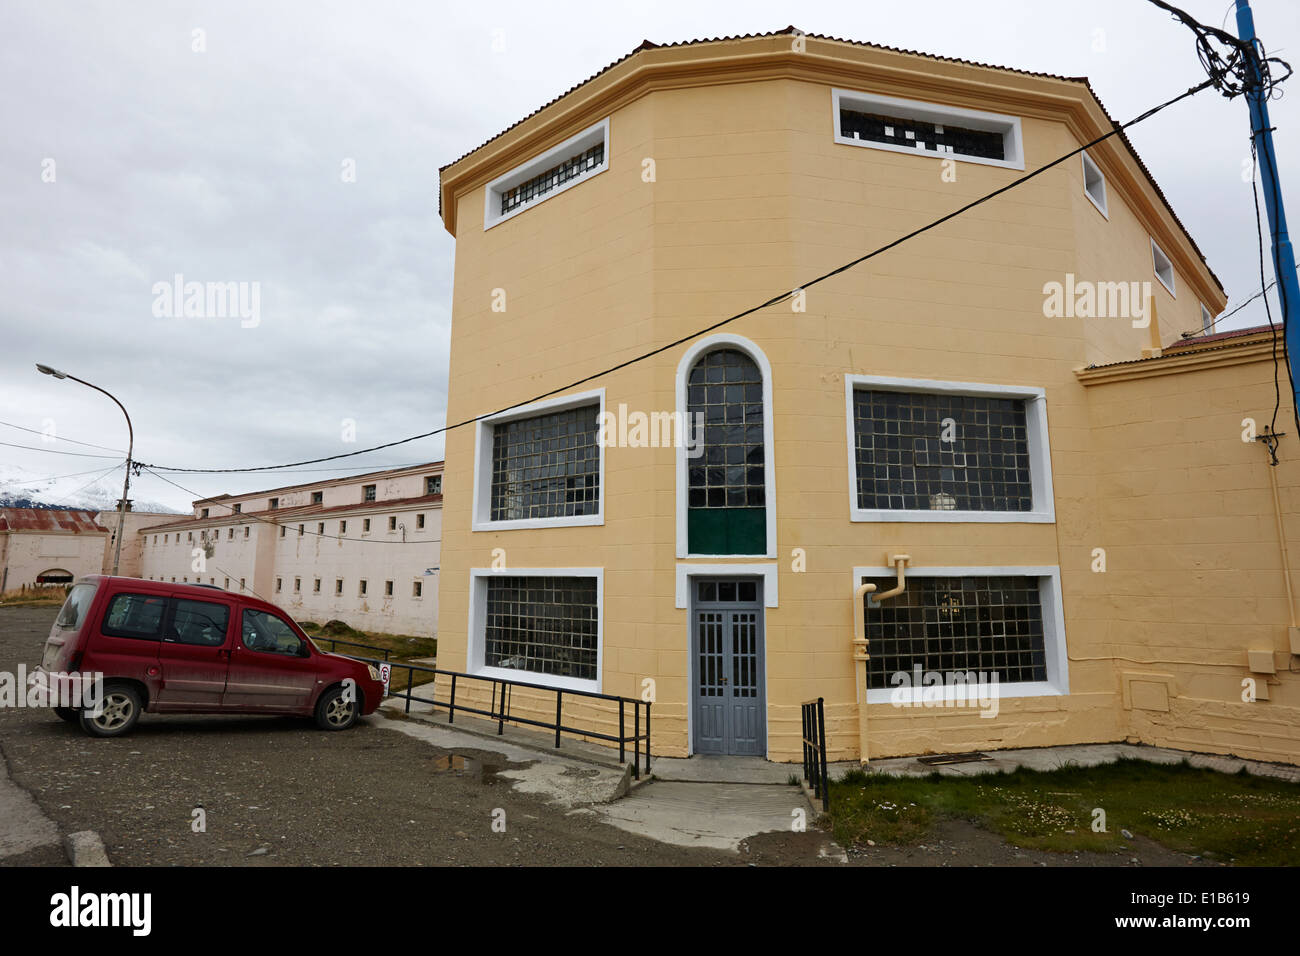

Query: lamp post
[35,364,134,576]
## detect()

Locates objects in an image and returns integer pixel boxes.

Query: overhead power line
[0,439,123,459]
[0,420,127,454]
[1184,280,1276,337]
[138,78,1217,476]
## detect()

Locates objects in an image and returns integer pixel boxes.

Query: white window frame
[1151,238,1176,297]
[466,567,603,694]
[1200,302,1214,333]
[832,88,1024,171]
[674,563,779,608]
[845,374,1055,524]
[852,564,1069,704]
[1081,151,1108,218]
[483,118,610,230]
[675,334,777,559]
[471,388,605,532]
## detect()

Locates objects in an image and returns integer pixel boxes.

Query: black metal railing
[347,656,650,779]
[311,637,393,661]
[801,696,830,812]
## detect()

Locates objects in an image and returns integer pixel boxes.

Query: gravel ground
[0,606,743,867]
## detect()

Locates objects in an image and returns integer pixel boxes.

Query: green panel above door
[688,507,766,555]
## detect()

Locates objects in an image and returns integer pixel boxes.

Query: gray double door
[691,577,766,756]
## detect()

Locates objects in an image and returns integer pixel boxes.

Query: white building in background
[0,505,175,593]
[137,463,444,637]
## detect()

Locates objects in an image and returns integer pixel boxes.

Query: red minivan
[31,575,386,738]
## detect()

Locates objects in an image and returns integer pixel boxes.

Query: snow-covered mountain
[0,464,180,514]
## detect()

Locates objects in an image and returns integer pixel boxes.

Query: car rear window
[101,593,167,641]
[55,583,97,630]
[168,599,230,647]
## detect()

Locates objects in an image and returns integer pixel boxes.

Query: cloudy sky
[2,0,1297,511]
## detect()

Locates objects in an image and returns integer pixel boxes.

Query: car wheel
[78,684,142,738]
[314,685,357,731]
[54,707,80,724]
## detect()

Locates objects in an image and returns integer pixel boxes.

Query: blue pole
[1236,0,1300,419]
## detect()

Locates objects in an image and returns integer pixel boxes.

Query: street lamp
[35,364,134,576]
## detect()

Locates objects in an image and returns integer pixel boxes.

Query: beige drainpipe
[854,554,911,765]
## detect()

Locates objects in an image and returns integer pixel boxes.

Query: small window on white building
[228,528,234,540]
[239,578,246,591]
[244,527,250,539]
[275,578,282,593]
[359,580,367,597]
[298,524,304,536]
[1151,238,1176,296]
[279,526,286,538]
[363,484,376,502]
[340,520,347,534]
[388,516,397,532]
[223,577,229,589]
[416,513,425,530]
[412,580,423,598]
[233,504,242,514]
[335,579,343,595]
[1081,152,1107,217]
[294,577,301,593]
[426,475,442,495]
[363,518,371,533]
[313,578,321,593]
[317,522,324,535]
[385,580,394,597]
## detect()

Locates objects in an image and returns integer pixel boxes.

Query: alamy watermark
[1042,274,1151,327]
[888,666,1000,718]
[598,403,705,458]
[151,273,261,328]
[7,666,104,713]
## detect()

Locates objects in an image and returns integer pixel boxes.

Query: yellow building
[434,30,1299,765]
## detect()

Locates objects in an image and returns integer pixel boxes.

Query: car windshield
[54,583,96,630]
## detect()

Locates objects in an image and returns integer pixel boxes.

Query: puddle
[428,753,503,782]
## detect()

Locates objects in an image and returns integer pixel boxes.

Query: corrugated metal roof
[0,508,108,534]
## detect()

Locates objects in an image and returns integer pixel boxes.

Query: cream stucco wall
[433,35,1284,765]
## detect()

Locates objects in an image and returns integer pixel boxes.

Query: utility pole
[1236,0,1300,418]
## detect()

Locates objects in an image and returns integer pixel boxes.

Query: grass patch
[299,620,437,664]
[827,758,1300,865]
[0,588,69,607]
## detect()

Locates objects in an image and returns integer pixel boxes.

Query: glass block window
[853,390,1032,512]
[426,475,441,495]
[490,404,599,521]
[840,108,1004,161]
[862,575,1047,688]
[501,143,604,216]
[485,576,598,681]
[363,484,376,502]
[687,350,765,509]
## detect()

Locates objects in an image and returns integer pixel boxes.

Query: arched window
[686,348,766,555]
[36,569,74,586]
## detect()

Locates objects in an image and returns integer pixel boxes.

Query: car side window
[240,609,303,656]
[101,593,167,641]
[168,599,230,647]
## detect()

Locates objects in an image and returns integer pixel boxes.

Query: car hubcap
[325,696,353,726]
[93,693,133,731]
